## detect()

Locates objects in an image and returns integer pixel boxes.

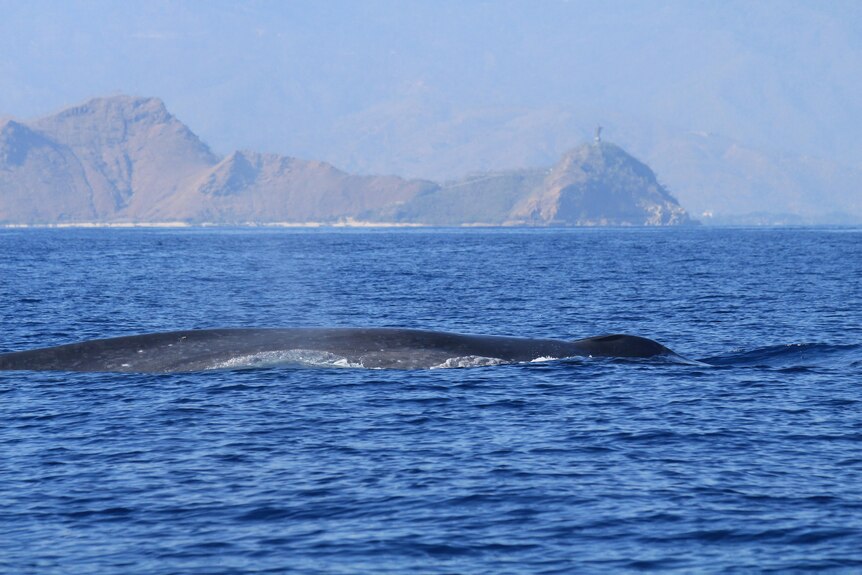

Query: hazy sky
[2,0,860,174]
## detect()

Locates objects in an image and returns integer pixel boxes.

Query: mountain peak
[31,94,190,147]
[52,94,170,123]
[552,142,661,190]
[29,94,217,170]
[0,95,221,223]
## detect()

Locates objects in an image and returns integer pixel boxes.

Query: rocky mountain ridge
[0,95,694,226]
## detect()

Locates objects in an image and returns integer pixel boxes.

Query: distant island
[0,95,695,226]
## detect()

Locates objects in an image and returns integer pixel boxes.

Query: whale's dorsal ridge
[0,328,679,372]
[571,333,676,358]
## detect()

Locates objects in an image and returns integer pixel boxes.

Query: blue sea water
[0,227,861,574]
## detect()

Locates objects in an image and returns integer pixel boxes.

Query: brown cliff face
[29,96,218,218]
[1,119,100,222]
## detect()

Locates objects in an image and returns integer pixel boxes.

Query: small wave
[703,343,861,368]
[430,356,507,369]
[208,349,362,370]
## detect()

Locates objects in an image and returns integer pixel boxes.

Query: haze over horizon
[2,0,861,222]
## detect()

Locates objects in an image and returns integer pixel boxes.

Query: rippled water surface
[1,227,861,573]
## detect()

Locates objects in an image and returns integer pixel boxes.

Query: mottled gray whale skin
[0,328,678,373]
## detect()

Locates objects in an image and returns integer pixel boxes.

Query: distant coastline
[5,221,855,230]
[1,95,695,228]
[0,220,428,229]
[0,221,666,229]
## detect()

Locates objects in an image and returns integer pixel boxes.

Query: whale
[0,328,681,373]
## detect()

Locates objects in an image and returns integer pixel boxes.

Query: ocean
[1,227,860,573]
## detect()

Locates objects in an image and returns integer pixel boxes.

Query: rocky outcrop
[508,143,692,225]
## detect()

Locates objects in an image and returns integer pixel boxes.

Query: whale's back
[0,329,681,372]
